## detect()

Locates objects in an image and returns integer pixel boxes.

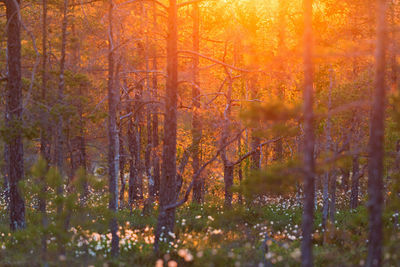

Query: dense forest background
[0,0,399,266]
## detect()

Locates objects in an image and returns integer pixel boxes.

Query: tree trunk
[55,0,68,221]
[6,0,26,231]
[350,155,359,209]
[154,0,178,252]
[301,0,315,266]
[328,170,336,223]
[119,131,126,206]
[224,165,234,208]
[192,2,203,204]
[107,0,119,257]
[238,135,243,204]
[39,0,50,261]
[151,2,160,198]
[322,172,329,230]
[366,1,387,266]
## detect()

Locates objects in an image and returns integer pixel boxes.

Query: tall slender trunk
[328,170,336,223]
[107,0,119,257]
[151,2,160,198]
[192,2,203,204]
[154,0,178,252]
[250,75,260,170]
[6,0,26,231]
[323,68,334,230]
[119,131,126,206]
[224,165,234,208]
[222,71,233,208]
[350,155,360,209]
[301,0,315,266]
[39,0,50,262]
[55,0,68,219]
[367,1,387,266]
[238,135,243,204]
[321,172,329,230]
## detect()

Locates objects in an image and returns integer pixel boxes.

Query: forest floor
[0,190,399,267]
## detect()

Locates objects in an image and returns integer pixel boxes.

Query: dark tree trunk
[250,75,260,169]
[119,131,126,206]
[6,0,26,231]
[107,0,119,257]
[366,1,387,266]
[341,169,350,192]
[152,2,160,197]
[322,172,329,230]
[328,171,336,223]
[55,0,68,220]
[238,135,243,204]
[39,0,50,261]
[350,155,360,209]
[301,0,315,266]
[224,165,234,208]
[154,0,178,252]
[192,2,203,204]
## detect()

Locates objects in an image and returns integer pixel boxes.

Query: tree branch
[178,50,260,73]
[231,136,283,166]
[164,129,245,211]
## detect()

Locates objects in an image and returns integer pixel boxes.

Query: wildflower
[168,232,176,239]
[167,260,178,267]
[155,259,163,267]
[290,248,301,260]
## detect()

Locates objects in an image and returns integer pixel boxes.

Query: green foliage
[238,159,300,201]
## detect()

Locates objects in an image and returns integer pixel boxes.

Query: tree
[366,0,387,266]
[192,1,203,204]
[5,0,25,231]
[301,0,315,266]
[154,0,178,252]
[107,0,119,257]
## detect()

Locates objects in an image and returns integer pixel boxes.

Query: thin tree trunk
[154,0,178,252]
[107,0,119,257]
[192,2,202,204]
[238,135,243,204]
[55,0,68,218]
[151,4,160,196]
[119,130,126,206]
[328,170,336,223]
[301,0,315,266]
[224,164,234,208]
[366,1,387,266]
[350,155,360,209]
[6,0,26,231]
[39,0,50,262]
[322,172,329,230]
[250,75,260,170]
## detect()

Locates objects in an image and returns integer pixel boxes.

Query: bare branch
[231,136,283,166]
[164,129,245,211]
[178,50,260,73]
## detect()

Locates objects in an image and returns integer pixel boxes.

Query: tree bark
[6,0,26,231]
[350,155,360,209]
[54,0,68,223]
[224,164,234,208]
[301,0,315,266]
[191,2,203,204]
[154,0,178,252]
[366,1,387,266]
[107,0,119,257]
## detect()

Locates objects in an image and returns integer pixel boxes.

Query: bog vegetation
[0,0,399,266]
